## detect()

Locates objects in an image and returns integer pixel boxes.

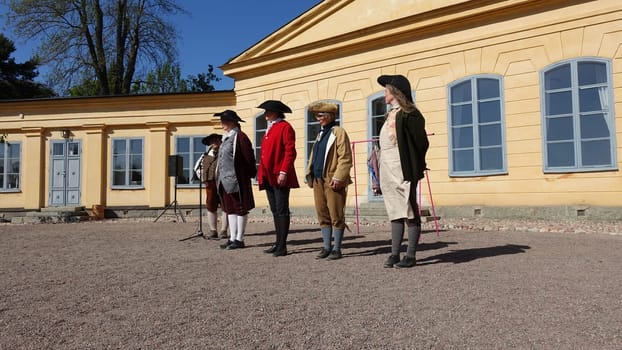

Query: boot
[273,215,290,257]
[264,215,279,254]
[396,225,421,268]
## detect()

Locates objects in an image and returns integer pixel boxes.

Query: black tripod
[154,171,186,223]
[180,154,207,241]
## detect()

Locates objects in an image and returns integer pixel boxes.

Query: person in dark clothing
[215,110,257,250]
[376,74,429,268]
[256,100,300,257]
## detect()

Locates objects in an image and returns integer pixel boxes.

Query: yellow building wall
[229,0,622,209]
[0,93,235,210]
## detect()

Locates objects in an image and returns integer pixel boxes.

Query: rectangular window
[542,60,616,172]
[112,138,144,188]
[0,142,21,191]
[175,136,207,185]
[448,76,506,176]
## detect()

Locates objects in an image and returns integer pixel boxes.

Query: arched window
[254,112,267,178]
[304,100,342,167]
[368,91,388,141]
[448,75,507,176]
[541,58,617,172]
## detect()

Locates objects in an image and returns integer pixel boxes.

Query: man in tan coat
[305,102,353,260]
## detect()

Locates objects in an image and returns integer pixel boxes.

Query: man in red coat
[257,100,300,257]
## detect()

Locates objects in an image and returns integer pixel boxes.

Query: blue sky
[0,0,320,90]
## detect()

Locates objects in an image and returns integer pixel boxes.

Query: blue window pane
[452,126,473,148]
[130,139,142,154]
[579,87,606,112]
[546,116,573,141]
[308,124,321,140]
[478,100,501,123]
[9,159,20,173]
[112,140,126,155]
[451,81,471,103]
[193,137,204,151]
[256,116,267,130]
[8,144,21,157]
[113,156,125,170]
[177,138,189,153]
[580,114,609,139]
[130,170,142,184]
[451,105,473,125]
[581,140,611,166]
[453,149,474,171]
[545,91,572,115]
[547,142,575,167]
[52,143,64,156]
[113,170,126,186]
[480,147,503,170]
[477,78,499,99]
[479,124,502,147]
[545,64,571,89]
[578,62,607,85]
[372,98,387,116]
[130,155,142,169]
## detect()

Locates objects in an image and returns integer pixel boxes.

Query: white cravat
[266,118,283,133]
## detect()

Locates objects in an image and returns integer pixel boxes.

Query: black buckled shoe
[208,230,219,240]
[315,248,331,259]
[273,247,287,257]
[326,250,342,260]
[384,254,400,268]
[220,240,233,249]
[226,240,245,250]
[395,255,416,268]
[264,245,277,254]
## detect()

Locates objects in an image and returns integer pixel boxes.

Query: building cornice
[222,0,594,80]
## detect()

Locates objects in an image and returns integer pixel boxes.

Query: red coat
[257,120,300,189]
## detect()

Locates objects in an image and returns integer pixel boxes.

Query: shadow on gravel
[245,227,318,237]
[342,240,458,257]
[417,244,531,265]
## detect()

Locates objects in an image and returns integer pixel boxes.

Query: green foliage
[132,62,221,94]
[0,33,55,99]
[4,0,187,96]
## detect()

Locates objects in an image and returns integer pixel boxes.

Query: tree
[131,61,188,94]
[0,33,55,99]
[186,64,220,92]
[4,0,186,96]
[131,62,221,94]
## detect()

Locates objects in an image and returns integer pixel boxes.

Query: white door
[49,140,82,206]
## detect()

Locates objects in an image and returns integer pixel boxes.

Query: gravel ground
[1,216,621,349]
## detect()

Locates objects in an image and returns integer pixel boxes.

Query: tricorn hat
[257,100,292,114]
[377,74,413,103]
[201,133,221,145]
[308,101,339,115]
[215,109,245,123]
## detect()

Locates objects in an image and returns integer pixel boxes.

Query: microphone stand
[180,153,206,241]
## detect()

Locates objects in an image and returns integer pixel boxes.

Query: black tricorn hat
[201,133,221,145]
[257,100,292,114]
[215,109,245,123]
[377,74,414,103]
